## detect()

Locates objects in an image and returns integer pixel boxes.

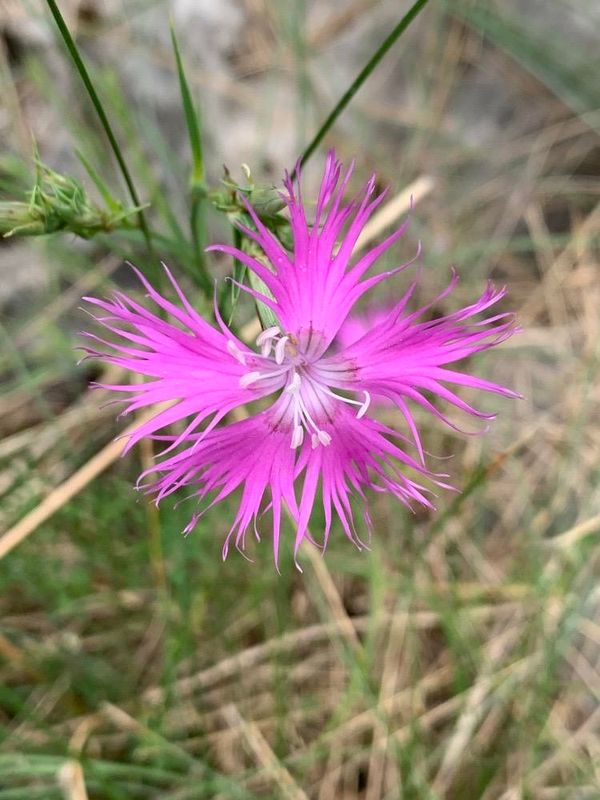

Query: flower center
[232,327,370,450]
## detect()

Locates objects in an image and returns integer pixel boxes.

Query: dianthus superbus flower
[82,152,518,568]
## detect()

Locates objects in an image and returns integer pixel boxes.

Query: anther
[357,391,371,419]
[291,426,304,449]
[256,326,280,347]
[284,372,301,394]
[311,430,331,448]
[274,336,289,365]
[318,430,332,446]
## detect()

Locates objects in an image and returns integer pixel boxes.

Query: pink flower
[82,152,519,568]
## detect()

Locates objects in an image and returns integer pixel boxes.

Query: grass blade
[170,22,205,187]
[75,148,120,210]
[170,21,211,293]
[454,3,600,125]
[295,0,431,174]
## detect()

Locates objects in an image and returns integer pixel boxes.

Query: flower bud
[1,162,142,239]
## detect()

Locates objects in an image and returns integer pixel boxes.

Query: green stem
[294,0,431,177]
[44,0,156,267]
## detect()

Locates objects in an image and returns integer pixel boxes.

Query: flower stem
[294,0,431,177]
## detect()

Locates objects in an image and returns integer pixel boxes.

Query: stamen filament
[240,365,289,388]
[313,382,371,419]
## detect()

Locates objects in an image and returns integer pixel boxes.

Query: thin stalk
[44,0,157,270]
[294,0,431,177]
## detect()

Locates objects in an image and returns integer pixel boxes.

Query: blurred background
[0,0,599,798]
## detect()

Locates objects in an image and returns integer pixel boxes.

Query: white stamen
[274,336,289,365]
[310,429,331,448]
[291,425,304,449]
[227,339,247,365]
[261,340,273,357]
[315,382,371,420]
[290,376,336,448]
[318,430,332,446]
[256,326,280,347]
[357,391,371,419]
[284,371,301,394]
[296,388,326,436]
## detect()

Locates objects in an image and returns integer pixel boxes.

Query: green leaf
[170,21,212,293]
[170,21,205,188]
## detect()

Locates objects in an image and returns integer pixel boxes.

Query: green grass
[1,0,599,797]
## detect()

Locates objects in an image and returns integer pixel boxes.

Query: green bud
[208,164,292,252]
[1,161,143,239]
[244,185,286,220]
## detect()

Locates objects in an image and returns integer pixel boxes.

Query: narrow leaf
[170,21,211,292]
[170,22,205,187]
[75,148,120,211]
